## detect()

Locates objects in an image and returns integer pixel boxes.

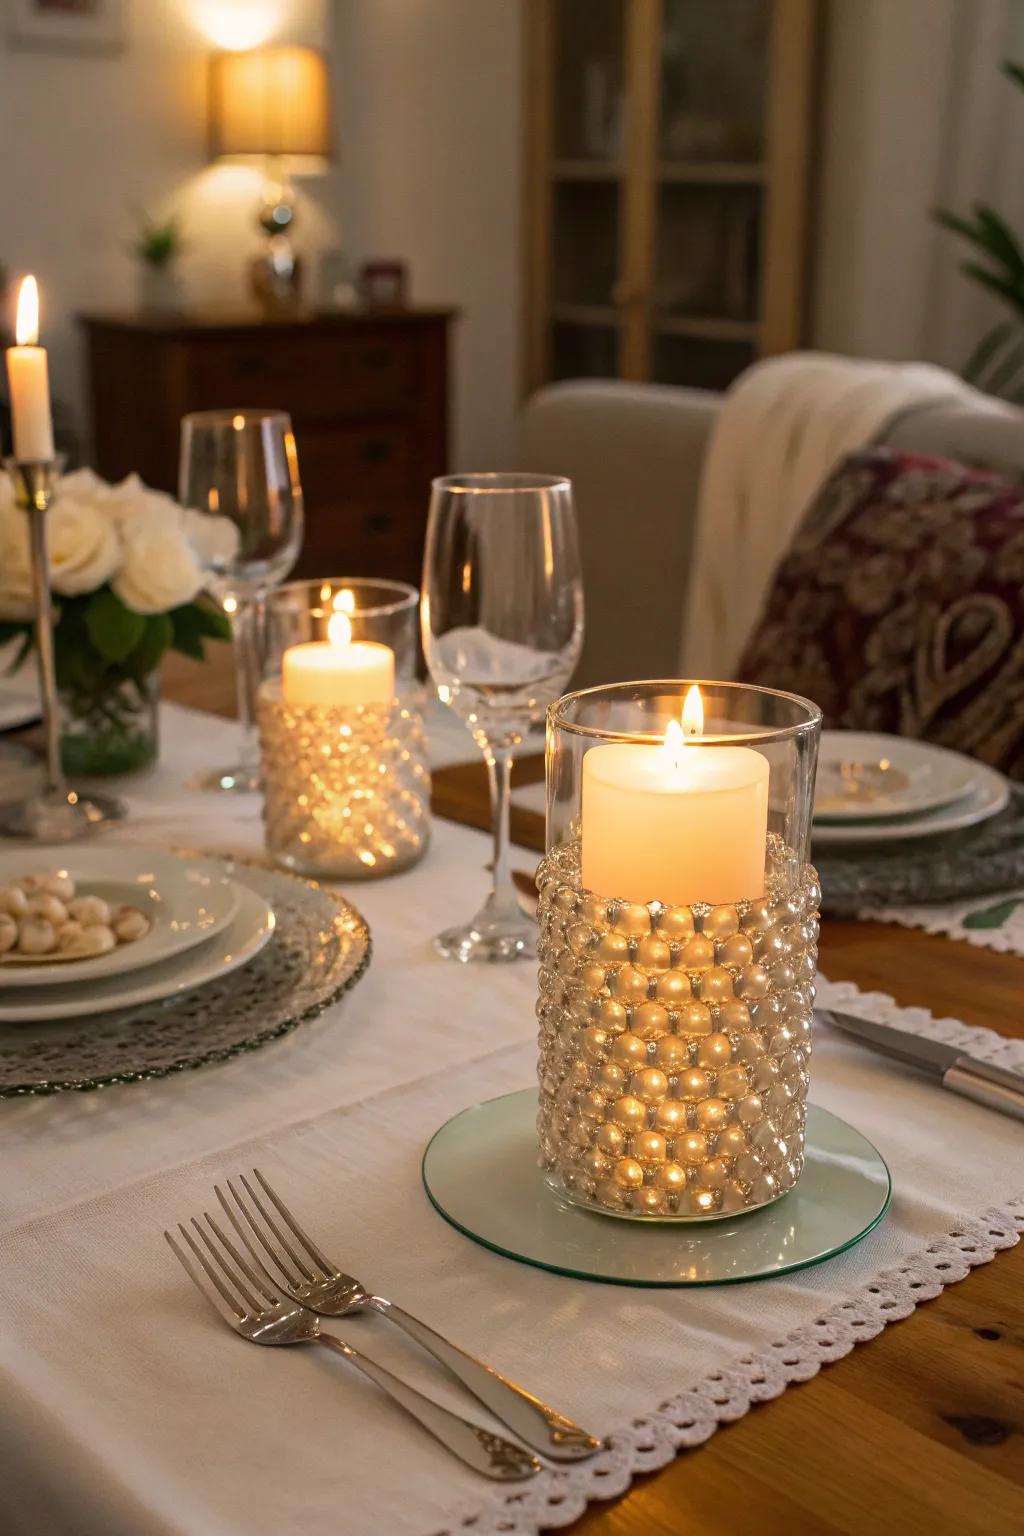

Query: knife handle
[943,1058,1024,1121]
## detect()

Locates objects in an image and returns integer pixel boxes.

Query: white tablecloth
[1,705,1021,1536]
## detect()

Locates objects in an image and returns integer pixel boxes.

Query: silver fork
[166,1214,541,1481]
[216,1168,602,1462]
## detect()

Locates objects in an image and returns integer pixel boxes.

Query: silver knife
[818,1009,1024,1122]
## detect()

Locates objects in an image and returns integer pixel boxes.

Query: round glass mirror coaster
[422,1089,891,1287]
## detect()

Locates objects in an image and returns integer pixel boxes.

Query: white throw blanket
[681,351,975,679]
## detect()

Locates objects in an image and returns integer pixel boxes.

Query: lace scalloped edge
[439,981,1024,1536]
[442,1197,1023,1536]
[857,899,1024,956]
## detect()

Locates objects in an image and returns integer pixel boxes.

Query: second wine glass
[179,409,304,791]
[422,472,584,962]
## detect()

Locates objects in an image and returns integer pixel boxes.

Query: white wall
[0,0,524,469]
[812,0,1024,373]
[335,0,523,467]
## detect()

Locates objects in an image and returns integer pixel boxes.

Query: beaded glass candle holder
[538,681,822,1221]
[258,579,430,879]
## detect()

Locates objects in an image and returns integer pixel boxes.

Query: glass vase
[59,671,159,777]
[538,680,822,1221]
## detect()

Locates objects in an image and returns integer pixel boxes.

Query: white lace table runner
[0,706,1021,1536]
[858,891,1024,955]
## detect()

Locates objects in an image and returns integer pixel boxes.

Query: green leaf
[934,207,986,245]
[963,897,1021,931]
[961,261,1024,318]
[974,203,1024,277]
[962,320,1015,384]
[85,588,147,664]
[127,612,174,679]
[984,335,1024,397]
[1002,59,1024,93]
[170,601,231,660]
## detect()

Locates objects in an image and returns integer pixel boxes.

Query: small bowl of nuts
[0,848,241,988]
[0,871,151,968]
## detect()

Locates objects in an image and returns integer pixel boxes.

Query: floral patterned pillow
[737,446,1024,779]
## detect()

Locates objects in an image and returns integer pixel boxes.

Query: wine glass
[179,409,303,791]
[422,472,584,961]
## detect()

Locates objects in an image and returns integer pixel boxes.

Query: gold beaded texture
[258,684,430,879]
[536,836,821,1220]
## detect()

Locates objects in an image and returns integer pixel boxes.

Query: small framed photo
[8,0,125,54]
[358,260,410,311]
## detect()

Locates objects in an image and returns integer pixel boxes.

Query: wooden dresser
[78,307,455,585]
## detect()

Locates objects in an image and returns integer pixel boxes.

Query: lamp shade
[209,45,331,171]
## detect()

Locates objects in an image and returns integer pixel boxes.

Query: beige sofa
[520,379,1024,689]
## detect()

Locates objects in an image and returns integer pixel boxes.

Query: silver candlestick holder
[1,459,124,841]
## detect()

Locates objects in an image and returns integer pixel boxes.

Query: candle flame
[682,684,704,738]
[327,609,352,648]
[15,276,39,346]
[335,588,355,615]
[663,686,703,770]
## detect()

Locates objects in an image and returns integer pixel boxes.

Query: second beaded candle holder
[537,681,822,1221]
[258,578,430,879]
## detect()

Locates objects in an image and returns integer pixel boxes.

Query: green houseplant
[935,60,1024,400]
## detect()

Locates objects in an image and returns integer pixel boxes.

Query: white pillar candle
[581,687,769,907]
[282,607,395,708]
[5,277,55,462]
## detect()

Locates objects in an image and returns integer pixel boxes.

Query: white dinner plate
[0,881,274,1023]
[812,760,1010,847]
[813,732,980,823]
[0,848,242,989]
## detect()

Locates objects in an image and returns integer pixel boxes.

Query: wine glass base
[433,910,536,964]
[191,764,261,793]
[0,788,126,842]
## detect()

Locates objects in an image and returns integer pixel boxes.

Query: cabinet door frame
[523,0,819,394]
[759,0,819,355]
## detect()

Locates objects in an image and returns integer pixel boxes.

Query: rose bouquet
[0,468,235,775]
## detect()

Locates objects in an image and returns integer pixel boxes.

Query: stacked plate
[0,847,275,1024]
[812,732,1010,848]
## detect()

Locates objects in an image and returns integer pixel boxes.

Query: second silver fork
[218,1169,602,1462]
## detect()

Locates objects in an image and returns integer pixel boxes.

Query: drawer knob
[367,508,394,533]
[362,439,392,464]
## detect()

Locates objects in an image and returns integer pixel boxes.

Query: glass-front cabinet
[524,0,818,391]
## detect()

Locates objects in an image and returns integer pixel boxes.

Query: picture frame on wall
[8,0,125,54]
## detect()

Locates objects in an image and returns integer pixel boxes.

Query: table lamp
[208,44,332,309]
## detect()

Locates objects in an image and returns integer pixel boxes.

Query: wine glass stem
[486,746,518,913]
[230,596,262,768]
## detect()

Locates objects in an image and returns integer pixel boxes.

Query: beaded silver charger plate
[423,1089,891,1287]
[0,861,371,1097]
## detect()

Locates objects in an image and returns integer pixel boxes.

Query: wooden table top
[163,649,1024,1535]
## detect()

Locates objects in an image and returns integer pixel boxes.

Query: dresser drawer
[298,493,426,585]
[295,423,420,496]
[188,330,419,419]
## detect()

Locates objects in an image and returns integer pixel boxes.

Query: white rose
[0,505,33,619]
[112,523,205,614]
[105,474,180,536]
[47,500,122,596]
[182,508,241,571]
[0,497,119,609]
[60,467,108,505]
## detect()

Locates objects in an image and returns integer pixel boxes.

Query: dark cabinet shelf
[78,307,455,588]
